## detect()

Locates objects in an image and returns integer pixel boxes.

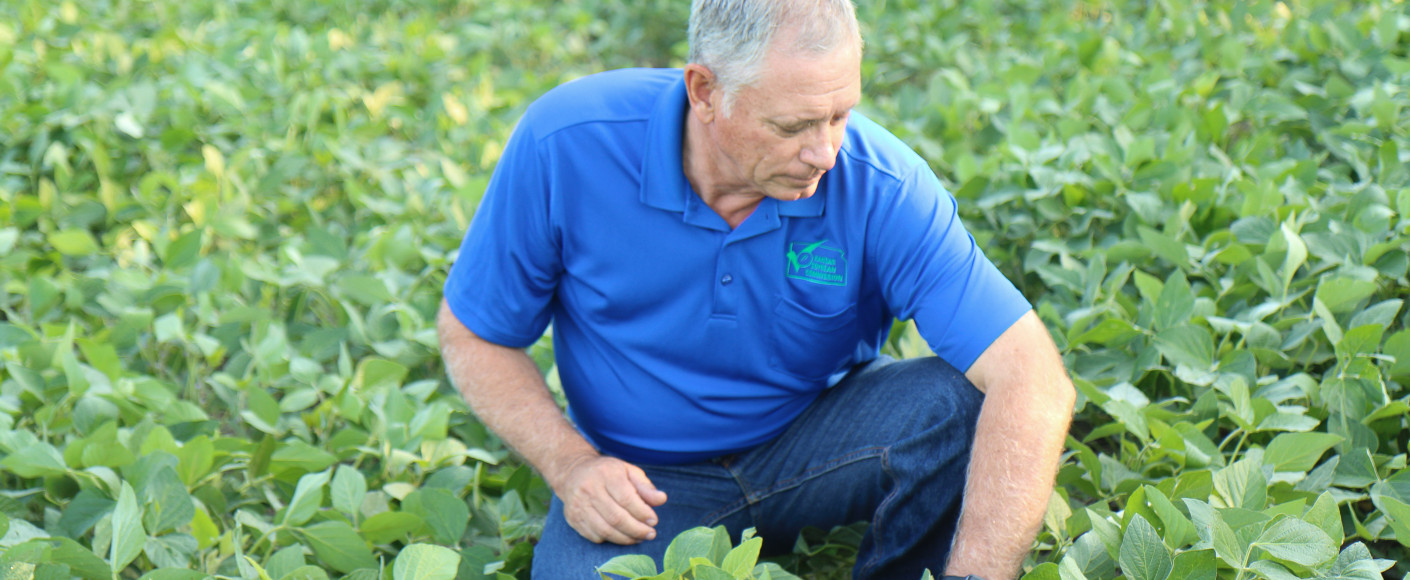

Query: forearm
[436,301,597,490]
[944,378,1072,578]
[948,311,1075,578]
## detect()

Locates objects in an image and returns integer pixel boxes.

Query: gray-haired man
[437,1,1075,577]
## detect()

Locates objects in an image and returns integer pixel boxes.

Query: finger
[581,503,644,545]
[598,484,658,541]
[628,467,668,507]
[606,477,660,533]
[565,505,604,544]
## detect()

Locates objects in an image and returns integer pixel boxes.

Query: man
[437,0,1075,578]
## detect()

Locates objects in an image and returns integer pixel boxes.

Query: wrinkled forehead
[742,41,862,115]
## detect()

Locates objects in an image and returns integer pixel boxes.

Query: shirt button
[720,274,733,286]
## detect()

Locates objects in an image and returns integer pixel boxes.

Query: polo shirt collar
[640,72,826,219]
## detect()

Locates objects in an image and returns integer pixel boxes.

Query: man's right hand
[552,454,669,545]
[437,303,669,546]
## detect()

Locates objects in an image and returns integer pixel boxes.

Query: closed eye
[777,121,816,136]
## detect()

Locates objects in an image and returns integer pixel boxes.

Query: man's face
[707,41,862,202]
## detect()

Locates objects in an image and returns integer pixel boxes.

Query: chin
[772,190,811,202]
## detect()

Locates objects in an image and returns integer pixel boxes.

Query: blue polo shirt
[444,68,1030,465]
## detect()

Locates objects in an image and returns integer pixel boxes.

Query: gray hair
[688,0,862,116]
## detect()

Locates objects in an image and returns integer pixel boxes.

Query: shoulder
[835,111,943,196]
[834,110,936,186]
[520,68,681,139]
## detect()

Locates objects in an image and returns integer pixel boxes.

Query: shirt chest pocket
[768,297,859,382]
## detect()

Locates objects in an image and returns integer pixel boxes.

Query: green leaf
[1142,486,1196,549]
[358,511,424,544]
[1305,492,1343,547]
[1154,325,1214,370]
[266,545,307,580]
[1020,562,1059,580]
[1137,226,1188,269]
[115,111,145,138]
[1373,489,1410,547]
[1314,277,1378,314]
[1278,222,1306,294]
[1167,549,1214,580]
[354,358,409,391]
[1153,271,1194,331]
[0,228,18,255]
[336,275,395,306]
[56,491,112,541]
[1384,330,1410,379]
[138,570,213,580]
[403,488,469,545]
[1119,514,1172,580]
[1248,560,1301,580]
[75,338,121,380]
[1044,490,1074,543]
[1087,509,1122,561]
[1,442,68,478]
[663,527,722,575]
[1338,324,1386,359]
[281,469,331,527]
[1252,517,1337,566]
[244,386,282,435]
[1327,542,1395,579]
[1,563,37,580]
[31,537,112,580]
[298,521,377,574]
[48,229,99,256]
[691,566,735,580]
[1101,399,1150,443]
[269,440,338,476]
[752,562,800,580]
[142,467,195,535]
[163,229,203,270]
[277,566,330,580]
[392,544,460,580]
[143,534,197,570]
[720,536,763,576]
[174,435,215,488]
[1263,433,1343,473]
[1211,512,1245,569]
[331,465,368,520]
[110,481,147,571]
[191,506,219,550]
[595,554,658,578]
[1213,458,1267,510]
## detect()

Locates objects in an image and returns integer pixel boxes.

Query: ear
[683,63,719,124]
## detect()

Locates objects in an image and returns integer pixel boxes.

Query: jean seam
[703,460,757,527]
[701,446,886,526]
[855,446,897,579]
[747,446,887,504]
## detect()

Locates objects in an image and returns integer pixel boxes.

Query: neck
[682,113,762,229]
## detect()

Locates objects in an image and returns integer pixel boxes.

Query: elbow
[1053,377,1077,422]
[436,299,472,354]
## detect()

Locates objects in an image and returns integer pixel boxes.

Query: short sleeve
[443,119,561,348]
[869,166,1031,371]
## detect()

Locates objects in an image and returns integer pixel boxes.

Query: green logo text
[786,240,847,286]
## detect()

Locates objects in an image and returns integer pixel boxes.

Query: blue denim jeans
[530,356,984,579]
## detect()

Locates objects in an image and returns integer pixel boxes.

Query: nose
[799,126,840,172]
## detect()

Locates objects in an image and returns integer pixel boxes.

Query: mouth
[783,173,821,186]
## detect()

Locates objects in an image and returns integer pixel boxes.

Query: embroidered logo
[785,240,847,286]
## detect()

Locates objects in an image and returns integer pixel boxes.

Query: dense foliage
[1,0,1408,578]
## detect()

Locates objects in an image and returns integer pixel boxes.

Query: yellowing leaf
[441,93,469,126]
[202,144,225,178]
